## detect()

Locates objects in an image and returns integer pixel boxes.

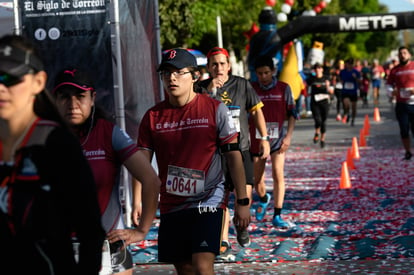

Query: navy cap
[52,68,94,94]
[157,48,197,72]
[0,43,43,77]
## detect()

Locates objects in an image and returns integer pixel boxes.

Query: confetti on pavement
[130,109,414,273]
[131,142,414,265]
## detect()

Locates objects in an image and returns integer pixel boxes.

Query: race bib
[344,82,355,90]
[314,93,330,102]
[256,122,279,139]
[228,106,241,132]
[335,83,343,89]
[166,165,205,196]
[399,88,413,99]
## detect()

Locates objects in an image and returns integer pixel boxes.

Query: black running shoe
[233,218,251,248]
[313,133,319,144]
[320,140,325,148]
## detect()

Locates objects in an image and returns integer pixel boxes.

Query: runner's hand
[131,204,142,227]
[277,136,291,154]
[260,140,270,159]
[233,205,251,230]
[107,228,147,250]
[208,77,225,92]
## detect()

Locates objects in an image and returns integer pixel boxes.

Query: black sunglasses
[0,72,24,87]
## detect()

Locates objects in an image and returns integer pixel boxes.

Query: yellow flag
[279,44,305,101]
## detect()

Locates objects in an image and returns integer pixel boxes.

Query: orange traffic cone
[340,161,352,189]
[351,137,360,159]
[346,147,356,170]
[373,107,381,122]
[363,114,370,136]
[359,128,366,147]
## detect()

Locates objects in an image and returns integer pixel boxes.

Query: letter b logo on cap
[169,50,177,60]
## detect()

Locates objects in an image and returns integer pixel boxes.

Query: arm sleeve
[137,111,154,151]
[112,124,139,162]
[386,68,395,86]
[245,79,263,113]
[284,84,300,119]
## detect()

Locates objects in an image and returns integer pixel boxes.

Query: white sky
[379,0,414,12]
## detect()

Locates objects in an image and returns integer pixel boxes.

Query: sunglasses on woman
[0,72,24,87]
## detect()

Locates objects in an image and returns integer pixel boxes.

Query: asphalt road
[133,89,414,274]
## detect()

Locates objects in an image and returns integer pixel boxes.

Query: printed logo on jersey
[20,158,37,175]
[155,117,209,131]
[0,45,12,57]
[15,157,40,181]
[260,93,282,101]
[395,69,414,76]
[84,148,106,160]
[220,91,232,105]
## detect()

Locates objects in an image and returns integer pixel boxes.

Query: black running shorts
[158,208,224,263]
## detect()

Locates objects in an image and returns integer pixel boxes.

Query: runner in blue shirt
[339,58,362,126]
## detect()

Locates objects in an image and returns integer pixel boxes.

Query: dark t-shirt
[0,119,104,275]
[307,75,330,103]
[196,75,263,151]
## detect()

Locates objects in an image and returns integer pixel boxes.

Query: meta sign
[339,15,398,31]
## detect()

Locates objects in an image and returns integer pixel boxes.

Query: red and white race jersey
[371,65,384,80]
[249,80,296,154]
[81,118,138,232]
[387,61,414,104]
[138,94,238,214]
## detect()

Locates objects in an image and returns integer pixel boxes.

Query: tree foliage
[158,0,400,63]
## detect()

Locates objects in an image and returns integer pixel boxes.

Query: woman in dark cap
[53,67,160,275]
[0,34,105,274]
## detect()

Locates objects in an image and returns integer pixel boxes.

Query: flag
[279,42,305,100]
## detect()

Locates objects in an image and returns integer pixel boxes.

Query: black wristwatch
[236,198,250,206]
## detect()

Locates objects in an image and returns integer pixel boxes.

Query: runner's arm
[223,139,251,229]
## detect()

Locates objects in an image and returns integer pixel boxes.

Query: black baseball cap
[157,48,197,72]
[0,43,44,77]
[259,6,277,25]
[52,68,94,94]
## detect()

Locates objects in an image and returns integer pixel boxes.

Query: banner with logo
[19,0,114,114]
[252,11,414,66]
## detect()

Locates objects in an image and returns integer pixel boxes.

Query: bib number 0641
[168,178,197,195]
[166,165,205,196]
